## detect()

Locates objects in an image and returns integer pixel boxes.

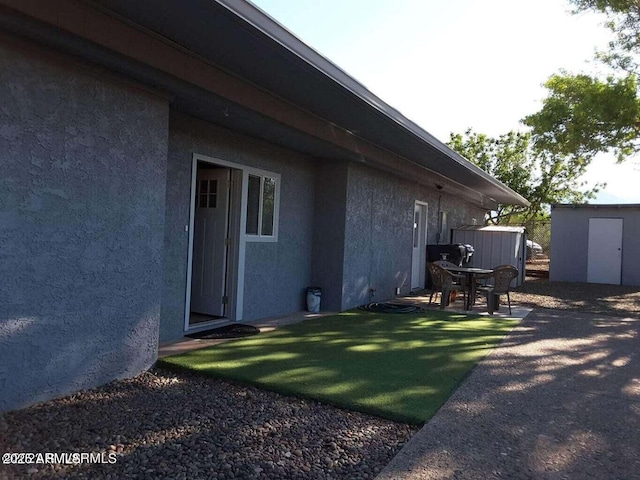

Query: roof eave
[215,0,530,208]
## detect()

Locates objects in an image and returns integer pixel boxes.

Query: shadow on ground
[159,312,518,425]
[513,277,640,317]
[378,309,640,479]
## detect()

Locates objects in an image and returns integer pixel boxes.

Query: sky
[250,0,640,204]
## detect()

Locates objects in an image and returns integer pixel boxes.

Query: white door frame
[184,154,246,332]
[411,201,428,290]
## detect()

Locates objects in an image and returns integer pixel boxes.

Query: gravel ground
[0,369,417,480]
[512,277,640,317]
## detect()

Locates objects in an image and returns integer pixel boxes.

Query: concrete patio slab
[158,310,336,358]
[396,292,533,320]
[159,300,529,360]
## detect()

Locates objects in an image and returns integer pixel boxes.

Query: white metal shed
[452,225,527,286]
[551,204,640,286]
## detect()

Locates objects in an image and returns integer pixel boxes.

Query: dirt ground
[513,270,640,317]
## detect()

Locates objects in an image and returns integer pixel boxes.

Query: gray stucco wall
[431,191,486,245]
[341,163,487,310]
[160,113,316,342]
[310,161,349,311]
[550,206,640,285]
[243,161,315,321]
[0,36,169,411]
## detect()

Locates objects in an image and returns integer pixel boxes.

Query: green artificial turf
[159,311,518,424]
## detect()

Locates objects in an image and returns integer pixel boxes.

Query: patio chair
[427,262,466,310]
[475,265,519,314]
[433,260,459,269]
[433,259,466,294]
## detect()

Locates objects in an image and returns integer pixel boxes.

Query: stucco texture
[0,37,169,411]
[341,164,486,310]
[160,113,316,342]
[310,160,349,311]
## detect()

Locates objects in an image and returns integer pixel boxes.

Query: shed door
[587,218,623,285]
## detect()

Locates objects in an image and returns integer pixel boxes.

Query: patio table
[443,266,494,311]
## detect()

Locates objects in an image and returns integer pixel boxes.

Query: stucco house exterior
[0,0,528,412]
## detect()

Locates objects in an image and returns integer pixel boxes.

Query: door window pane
[413,211,419,247]
[198,179,217,208]
[261,177,276,236]
[209,180,217,208]
[246,174,260,235]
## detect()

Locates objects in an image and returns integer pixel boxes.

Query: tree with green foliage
[574,0,640,73]
[524,0,640,162]
[449,129,602,224]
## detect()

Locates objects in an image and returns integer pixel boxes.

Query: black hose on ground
[358,302,425,314]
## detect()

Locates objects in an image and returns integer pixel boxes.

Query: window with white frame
[245,172,279,240]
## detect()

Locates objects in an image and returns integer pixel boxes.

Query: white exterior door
[587,218,623,285]
[411,202,428,289]
[190,168,230,315]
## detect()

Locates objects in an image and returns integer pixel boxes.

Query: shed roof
[552,204,640,210]
[454,225,526,233]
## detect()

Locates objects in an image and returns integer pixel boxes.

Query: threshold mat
[185,323,261,340]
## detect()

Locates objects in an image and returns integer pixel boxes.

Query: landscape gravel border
[1,369,417,480]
